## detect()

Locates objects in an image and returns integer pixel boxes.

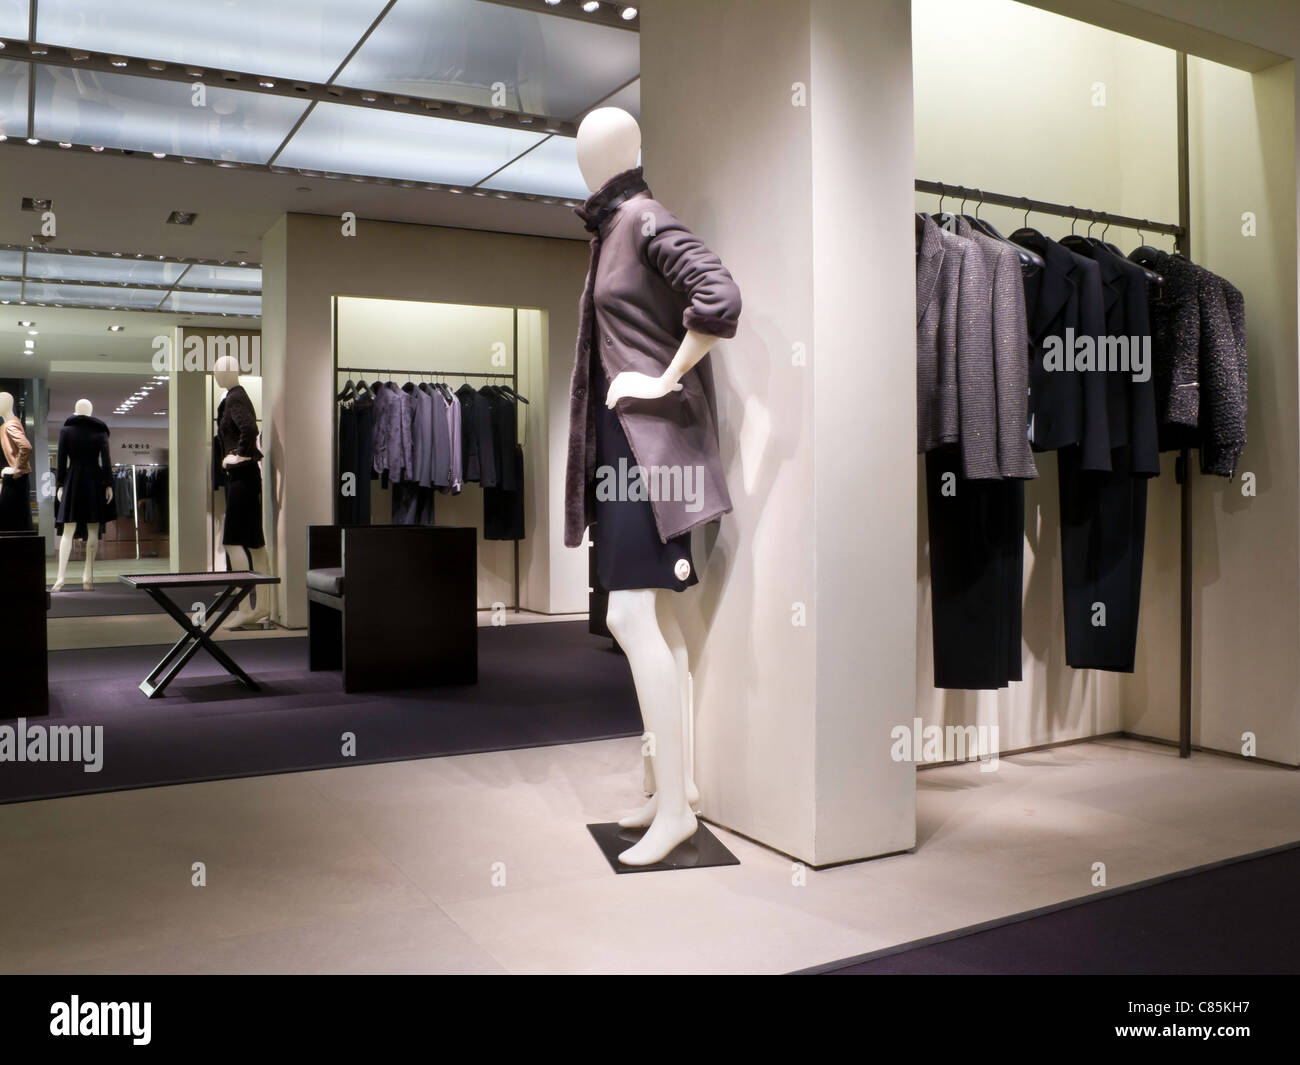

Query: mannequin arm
[605,330,716,407]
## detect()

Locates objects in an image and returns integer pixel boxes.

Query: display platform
[587,821,741,874]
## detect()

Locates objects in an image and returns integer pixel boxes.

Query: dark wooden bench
[306,525,477,692]
[0,532,48,717]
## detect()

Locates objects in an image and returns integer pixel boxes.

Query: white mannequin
[214,355,272,628]
[52,398,112,592]
[578,107,719,866]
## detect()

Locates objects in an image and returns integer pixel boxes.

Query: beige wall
[259,213,590,628]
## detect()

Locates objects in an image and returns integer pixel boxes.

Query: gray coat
[565,167,742,547]
[954,218,1037,480]
[916,215,998,479]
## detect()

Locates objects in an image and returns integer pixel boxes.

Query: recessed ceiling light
[166,211,198,225]
[621,6,637,18]
[25,138,39,146]
[108,325,124,332]
[17,320,33,327]
[582,1,600,11]
[26,329,37,335]
[20,197,50,211]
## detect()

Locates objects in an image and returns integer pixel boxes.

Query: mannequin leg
[604,588,697,865]
[81,529,99,589]
[223,545,273,629]
[619,591,700,829]
[51,530,75,591]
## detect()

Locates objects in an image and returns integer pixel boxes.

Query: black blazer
[217,385,262,461]
[1018,233,1111,471]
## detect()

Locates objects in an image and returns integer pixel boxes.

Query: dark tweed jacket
[565,167,742,547]
[1145,250,1247,477]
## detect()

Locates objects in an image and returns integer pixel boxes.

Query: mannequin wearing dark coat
[55,414,114,540]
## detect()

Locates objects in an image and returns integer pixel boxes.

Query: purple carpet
[813,843,1300,974]
[2,621,639,804]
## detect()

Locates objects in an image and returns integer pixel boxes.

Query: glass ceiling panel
[337,0,639,120]
[35,0,393,84]
[160,291,262,316]
[32,67,310,164]
[276,102,544,185]
[176,265,262,291]
[0,1,27,40]
[0,59,29,140]
[0,249,24,276]
[480,135,588,200]
[23,283,170,309]
[26,252,187,286]
[0,280,22,302]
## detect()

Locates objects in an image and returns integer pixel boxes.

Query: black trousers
[1058,444,1148,672]
[926,447,1024,690]
[338,402,373,524]
[0,473,31,531]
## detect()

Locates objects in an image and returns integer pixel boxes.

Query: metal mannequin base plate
[587,821,740,874]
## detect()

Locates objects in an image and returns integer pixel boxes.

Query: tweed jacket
[216,385,262,461]
[916,215,998,479]
[1144,250,1247,477]
[370,382,412,486]
[954,218,1037,479]
[565,167,742,547]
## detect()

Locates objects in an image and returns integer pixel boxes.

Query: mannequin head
[213,355,241,389]
[0,391,12,419]
[74,398,93,417]
[576,107,641,194]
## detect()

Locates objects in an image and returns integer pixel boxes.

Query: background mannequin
[571,107,740,865]
[213,355,272,628]
[0,391,34,532]
[52,399,112,591]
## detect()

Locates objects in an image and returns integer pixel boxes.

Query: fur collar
[574,166,649,234]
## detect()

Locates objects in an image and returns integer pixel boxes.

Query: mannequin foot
[618,783,701,829]
[223,605,270,630]
[618,809,698,866]
[51,579,65,592]
[82,580,94,591]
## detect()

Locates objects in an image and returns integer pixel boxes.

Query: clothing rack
[112,461,166,561]
[916,51,1195,760]
[333,303,524,611]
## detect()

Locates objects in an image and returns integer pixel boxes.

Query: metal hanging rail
[914,179,1184,240]
[336,367,516,380]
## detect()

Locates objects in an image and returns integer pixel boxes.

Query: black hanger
[500,384,529,405]
[337,378,355,402]
[967,191,1044,271]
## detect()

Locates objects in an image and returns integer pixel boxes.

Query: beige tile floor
[0,736,1295,974]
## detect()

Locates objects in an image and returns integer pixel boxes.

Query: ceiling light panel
[160,291,262,315]
[0,60,30,141]
[32,67,310,164]
[335,0,639,120]
[276,102,545,185]
[175,265,262,291]
[0,1,25,37]
[34,0,393,84]
[479,134,589,199]
[25,252,187,286]
[22,283,170,308]
[0,249,23,276]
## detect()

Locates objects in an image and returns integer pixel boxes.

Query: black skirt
[222,460,265,549]
[55,473,113,540]
[0,473,31,532]
[592,364,697,593]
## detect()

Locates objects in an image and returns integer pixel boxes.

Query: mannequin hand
[106,487,113,504]
[1,466,12,478]
[56,487,63,503]
[222,452,250,468]
[605,371,682,408]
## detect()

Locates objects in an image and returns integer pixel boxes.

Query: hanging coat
[565,166,742,548]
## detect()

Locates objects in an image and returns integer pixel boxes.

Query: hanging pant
[338,401,374,525]
[1058,444,1148,672]
[925,446,1024,690]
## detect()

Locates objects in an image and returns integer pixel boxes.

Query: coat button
[604,334,613,346]
[574,387,585,398]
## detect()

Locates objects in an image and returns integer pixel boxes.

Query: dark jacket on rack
[456,383,496,485]
[216,385,262,461]
[1016,232,1112,470]
[565,166,742,547]
[1144,250,1247,477]
[915,215,998,479]
[55,413,114,538]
